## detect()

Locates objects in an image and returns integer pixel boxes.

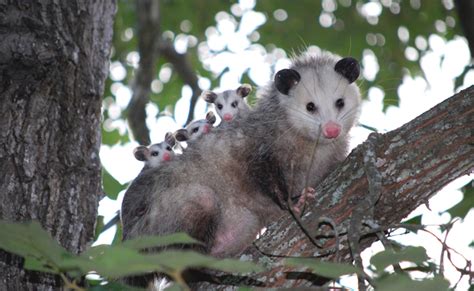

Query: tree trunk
[200,86,474,289]
[0,1,115,290]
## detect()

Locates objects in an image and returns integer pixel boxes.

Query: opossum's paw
[292,187,316,215]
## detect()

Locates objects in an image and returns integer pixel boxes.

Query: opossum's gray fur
[121,51,361,258]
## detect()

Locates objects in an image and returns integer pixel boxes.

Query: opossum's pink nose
[203,124,210,134]
[162,152,171,161]
[223,113,233,122]
[322,122,341,139]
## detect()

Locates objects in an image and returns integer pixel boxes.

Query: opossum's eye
[231,101,238,108]
[217,104,223,110]
[166,146,172,151]
[335,98,345,109]
[306,102,317,113]
[151,151,159,157]
[192,127,199,134]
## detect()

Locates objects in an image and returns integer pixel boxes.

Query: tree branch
[126,0,160,145]
[455,0,474,59]
[200,86,474,289]
[158,39,202,126]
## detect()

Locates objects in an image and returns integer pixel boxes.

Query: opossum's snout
[322,121,341,139]
[162,152,171,162]
[203,124,211,134]
[223,113,233,122]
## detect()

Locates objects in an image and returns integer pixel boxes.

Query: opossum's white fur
[282,54,360,143]
[121,51,361,259]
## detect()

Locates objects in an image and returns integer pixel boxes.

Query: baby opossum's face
[186,120,212,140]
[175,112,217,143]
[202,84,251,122]
[276,57,361,143]
[134,141,174,168]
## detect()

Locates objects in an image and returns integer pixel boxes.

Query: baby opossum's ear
[133,146,149,161]
[206,111,216,125]
[165,132,176,147]
[236,84,252,98]
[175,129,189,142]
[201,90,218,103]
[334,57,360,83]
[275,69,301,95]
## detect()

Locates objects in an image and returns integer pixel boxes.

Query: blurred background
[96,0,473,289]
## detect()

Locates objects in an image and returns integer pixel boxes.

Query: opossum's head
[275,54,361,143]
[175,112,216,142]
[133,143,174,167]
[133,132,176,167]
[201,84,251,122]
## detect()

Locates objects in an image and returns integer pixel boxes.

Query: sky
[97,1,473,289]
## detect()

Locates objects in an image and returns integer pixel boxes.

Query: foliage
[286,245,449,291]
[0,221,262,290]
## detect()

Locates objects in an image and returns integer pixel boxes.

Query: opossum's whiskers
[285,105,323,125]
[339,106,360,123]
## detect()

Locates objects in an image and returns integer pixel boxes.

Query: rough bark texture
[200,86,474,289]
[0,1,115,290]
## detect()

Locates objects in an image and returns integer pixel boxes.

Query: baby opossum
[201,84,252,122]
[134,132,177,169]
[175,111,216,143]
[116,133,178,236]
[121,52,361,258]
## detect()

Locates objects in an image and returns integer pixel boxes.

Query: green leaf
[102,168,127,199]
[112,222,123,245]
[81,245,164,278]
[469,241,474,249]
[403,214,422,226]
[0,220,70,267]
[375,274,450,291]
[121,233,201,250]
[23,257,58,274]
[89,281,146,291]
[102,127,123,146]
[285,258,363,279]
[445,180,474,220]
[149,251,263,274]
[95,215,106,241]
[370,246,428,272]
[164,284,184,291]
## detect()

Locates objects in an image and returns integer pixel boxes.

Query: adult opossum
[121,52,361,258]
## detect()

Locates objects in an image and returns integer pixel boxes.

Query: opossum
[118,132,177,236]
[134,132,177,169]
[175,111,217,143]
[201,84,252,122]
[121,52,361,257]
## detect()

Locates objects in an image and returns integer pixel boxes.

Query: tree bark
[0,1,115,290]
[200,86,474,289]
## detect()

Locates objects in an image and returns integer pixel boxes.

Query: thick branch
[126,0,160,145]
[158,39,202,125]
[203,86,474,289]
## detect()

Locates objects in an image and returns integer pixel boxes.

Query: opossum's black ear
[165,132,176,147]
[201,90,217,103]
[236,84,252,98]
[335,57,360,83]
[275,69,301,95]
[206,111,216,125]
[133,146,149,161]
[175,129,189,142]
